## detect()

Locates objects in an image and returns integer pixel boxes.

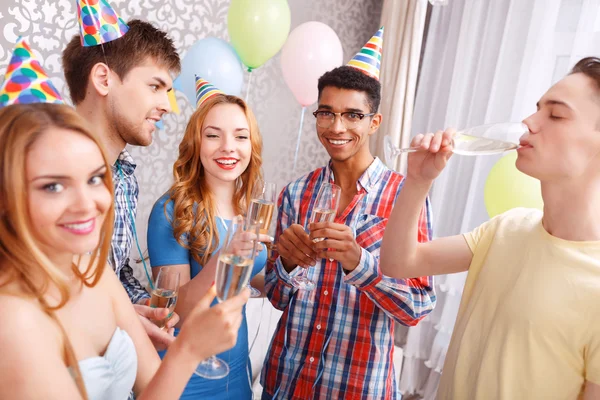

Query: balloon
[484,152,544,218]
[280,22,343,106]
[178,37,243,106]
[227,0,291,70]
[167,89,180,114]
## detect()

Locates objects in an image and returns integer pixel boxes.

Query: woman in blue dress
[147,87,268,399]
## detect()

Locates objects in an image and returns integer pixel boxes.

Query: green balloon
[227,0,291,70]
[484,152,544,218]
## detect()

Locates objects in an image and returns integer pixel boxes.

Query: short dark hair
[317,66,381,113]
[62,19,180,105]
[570,57,600,93]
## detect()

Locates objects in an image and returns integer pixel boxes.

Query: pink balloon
[280,22,344,107]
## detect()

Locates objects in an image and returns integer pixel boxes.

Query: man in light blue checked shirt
[62,19,182,351]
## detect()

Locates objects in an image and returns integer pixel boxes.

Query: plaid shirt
[110,150,150,304]
[261,158,435,399]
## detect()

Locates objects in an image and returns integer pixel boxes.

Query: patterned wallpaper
[0,0,382,285]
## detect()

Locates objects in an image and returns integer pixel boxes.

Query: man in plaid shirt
[62,19,181,350]
[261,63,436,398]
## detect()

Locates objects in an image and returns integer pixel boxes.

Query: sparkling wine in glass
[291,182,341,291]
[149,267,180,329]
[195,215,260,379]
[215,254,254,301]
[310,208,337,242]
[246,181,277,297]
[384,122,525,167]
[248,180,277,235]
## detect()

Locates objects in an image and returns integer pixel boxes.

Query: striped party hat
[0,38,64,108]
[347,27,384,81]
[195,76,223,108]
[77,0,129,47]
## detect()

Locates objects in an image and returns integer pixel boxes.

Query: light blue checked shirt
[110,150,150,305]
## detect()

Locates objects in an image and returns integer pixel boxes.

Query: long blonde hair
[167,95,263,265]
[0,103,115,398]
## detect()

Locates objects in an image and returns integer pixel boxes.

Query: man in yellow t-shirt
[380,57,600,399]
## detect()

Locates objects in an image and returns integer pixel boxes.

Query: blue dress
[147,194,266,400]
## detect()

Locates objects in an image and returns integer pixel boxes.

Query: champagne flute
[246,180,277,297]
[383,122,526,167]
[291,182,341,291]
[194,215,260,379]
[149,267,180,329]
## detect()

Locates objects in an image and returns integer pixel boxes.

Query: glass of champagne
[149,267,180,329]
[194,215,260,379]
[383,122,526,168]
[246,180,277,297]
[291,182,341,291]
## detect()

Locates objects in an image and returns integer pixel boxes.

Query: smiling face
[107,57,173,147]
[315,86,381,164]
[26,128,112,260]
[518,73,600,182]
[199,103,253,187]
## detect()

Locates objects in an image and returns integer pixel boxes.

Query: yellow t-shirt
[437,208,600,400]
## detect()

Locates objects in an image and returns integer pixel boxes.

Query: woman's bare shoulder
[0,292,63,378]
[0,292,60,340]
[0,292,83,398]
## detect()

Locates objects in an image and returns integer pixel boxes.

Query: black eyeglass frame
[312,110,376,128]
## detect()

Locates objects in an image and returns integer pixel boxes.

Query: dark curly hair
[317,66,381,113]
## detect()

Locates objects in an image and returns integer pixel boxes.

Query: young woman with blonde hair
[148,93,269,399]
[0,103,249,399]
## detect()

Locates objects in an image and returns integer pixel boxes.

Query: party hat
[0,38,64,108]
[347,27,384,80]
[77,0,129,47]
[195,76,223,108]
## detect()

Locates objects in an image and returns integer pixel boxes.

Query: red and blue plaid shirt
[261,158,435,399]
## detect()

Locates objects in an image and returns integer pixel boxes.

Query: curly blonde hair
[166,95,263,265]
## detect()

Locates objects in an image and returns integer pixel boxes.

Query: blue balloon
[172,76,183,92]
[178,37,244,107]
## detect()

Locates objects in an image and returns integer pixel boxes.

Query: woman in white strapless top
[0,104,250,400]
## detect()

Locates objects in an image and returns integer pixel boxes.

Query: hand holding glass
[195,215,260,379]
[149,267,180,329]
[291,182,341,291]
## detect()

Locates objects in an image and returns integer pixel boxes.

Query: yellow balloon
[168,89,180,115]
[484,152,543,218]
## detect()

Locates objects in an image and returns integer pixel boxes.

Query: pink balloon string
[293,106,306,173]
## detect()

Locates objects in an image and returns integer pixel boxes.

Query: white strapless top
[77,327,137,400]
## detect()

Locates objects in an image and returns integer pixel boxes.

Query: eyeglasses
[312,110,375,129]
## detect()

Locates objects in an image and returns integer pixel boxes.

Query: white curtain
[247,298,282,395]
[399,0,600,398]
[371,0,429,173]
